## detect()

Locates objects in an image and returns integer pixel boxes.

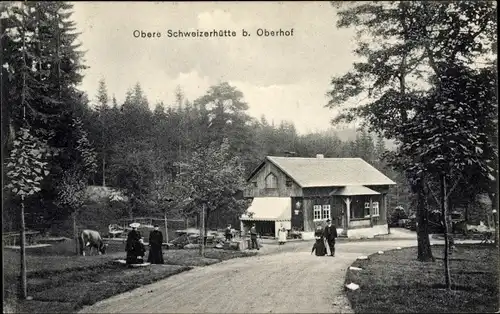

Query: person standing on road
[147,225,164,264]
[250,224,259,250]
[225,224,233,242]
[312,225,326,256]
[278,224,287,245]
[323,219,338,257]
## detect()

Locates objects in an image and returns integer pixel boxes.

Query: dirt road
[80,240,420,313]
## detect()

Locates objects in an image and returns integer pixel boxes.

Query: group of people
[225,223,260,250]
[312,219,338,257]
[125,223,165,265]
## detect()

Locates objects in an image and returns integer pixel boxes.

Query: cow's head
[99,243,109,255]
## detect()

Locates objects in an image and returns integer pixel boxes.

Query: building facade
[240,155,396,239]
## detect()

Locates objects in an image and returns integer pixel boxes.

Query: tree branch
[449,18,491,61]
[449,173,463,196]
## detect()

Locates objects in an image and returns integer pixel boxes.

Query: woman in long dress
[147,225,164,264]
[126,223,143,265]
[278,224,287,245]
[312,226,326,256]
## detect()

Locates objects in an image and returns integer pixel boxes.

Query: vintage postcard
[2,1,498,313]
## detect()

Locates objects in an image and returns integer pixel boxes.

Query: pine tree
[111,94,118,109]
[375,136,386,160]
[95,79,110,186]
[2,1,91,297]
[175,85,184,108]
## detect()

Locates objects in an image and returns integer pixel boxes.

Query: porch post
[343,197,351,237]
[384,193,389,234]
[369,197,374,227]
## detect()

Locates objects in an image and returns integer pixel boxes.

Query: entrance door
[291,198,304,231]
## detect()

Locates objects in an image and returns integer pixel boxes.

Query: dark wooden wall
[244,161,303,198]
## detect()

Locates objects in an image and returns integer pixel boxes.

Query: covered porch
[330,185,388,237]
[240,197,292,238]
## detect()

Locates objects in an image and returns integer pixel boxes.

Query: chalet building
[240,155,396,239]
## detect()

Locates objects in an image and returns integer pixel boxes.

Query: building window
[313,205,322,220]
[285,178,292,187]
[313,204,331,221]
[322,205,331,220]
[364,202,380,217]
[372,202,380,217]
[265,173,278,189]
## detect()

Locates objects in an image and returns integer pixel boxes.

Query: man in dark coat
[225,224,233,242]
[147,225,164,264]
[249,224,259,250]
[323,219,338,257]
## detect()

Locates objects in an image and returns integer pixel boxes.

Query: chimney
[316,154,324,159]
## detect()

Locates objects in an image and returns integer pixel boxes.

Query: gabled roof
[248,156,396,188]
[240,197,291,221]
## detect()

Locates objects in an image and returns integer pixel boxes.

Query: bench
[480,231,493,244]
[108,224,125,238]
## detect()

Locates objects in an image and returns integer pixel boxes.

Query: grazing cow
[79,229,108,256]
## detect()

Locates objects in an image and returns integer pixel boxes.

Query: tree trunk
[486,206,492,229]
[465,202,469,222]
[0,17,9,153]
[102,152,106,187]
[441,174,452,290]
[164,210,169,243]
[491,192,499,247]
[73,211,78,255]
[199,203,205,257]
[129,197,134,220]
[495,192,499,247]
[416,179,434,262]
[19,195,27,299]
[204,209,210,239]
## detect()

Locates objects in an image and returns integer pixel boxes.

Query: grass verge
[344,244,499,313]
[4,244,257,313]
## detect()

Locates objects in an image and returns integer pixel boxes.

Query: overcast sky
[72,2,360,134]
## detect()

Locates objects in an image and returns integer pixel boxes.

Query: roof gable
[256,156,396,187]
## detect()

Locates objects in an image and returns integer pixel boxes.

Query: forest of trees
[2,1,494,246]
[1,2,413,236]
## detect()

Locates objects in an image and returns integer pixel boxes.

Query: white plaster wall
[349,219,371,228]
[347,224,388,239]
[301,232,315,240]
